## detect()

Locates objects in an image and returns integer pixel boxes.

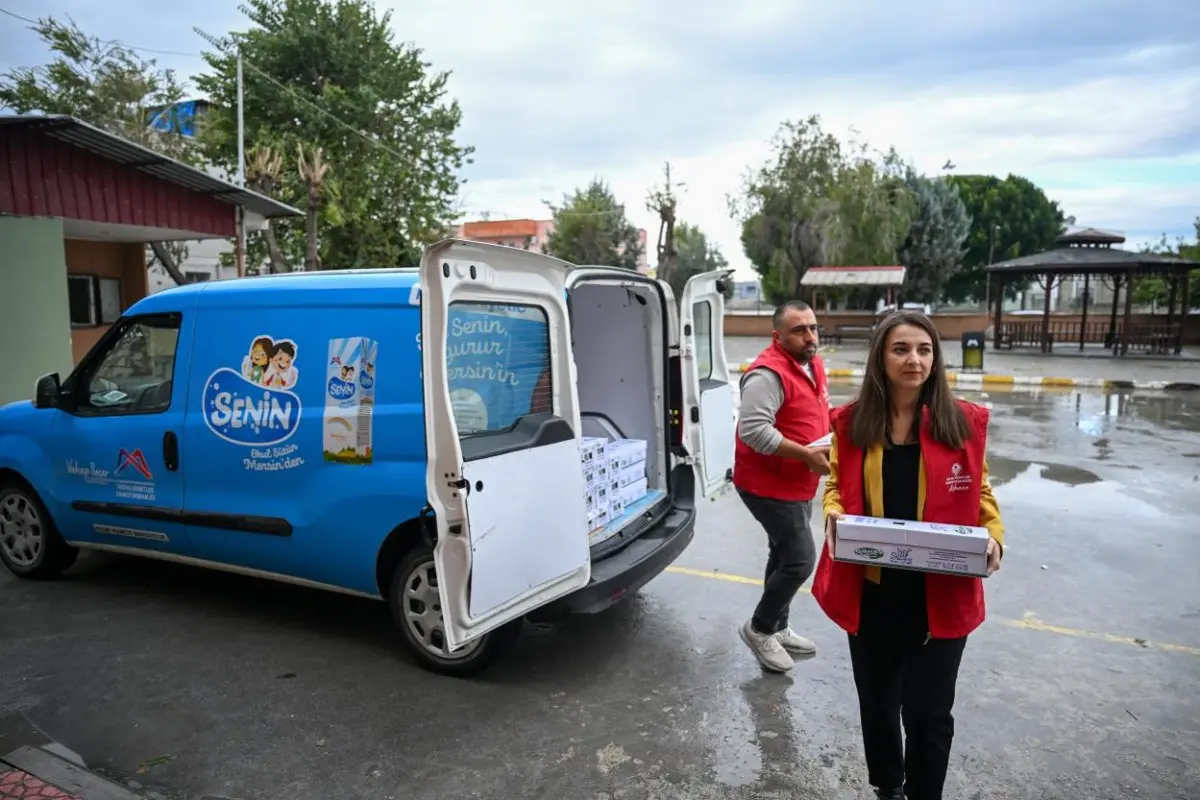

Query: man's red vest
[811,399,990,639]
[732,342,831,502]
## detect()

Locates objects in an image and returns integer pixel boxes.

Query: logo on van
[203,369,302,446]
[202,334,304,447]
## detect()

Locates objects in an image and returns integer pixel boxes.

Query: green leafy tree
[1133,217,1200,309]
[0,15,199,284]
[943,174,1067,303]
[194,0,472,271]
[896,170,972,303]
[729,115,915,303]
[544,178,642,268]
[667,221,731,304]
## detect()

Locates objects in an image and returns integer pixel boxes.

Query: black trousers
[847,572,967,800]
[737,489,816,634]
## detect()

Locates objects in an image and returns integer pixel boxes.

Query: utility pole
[235,53,247,278]
[646,161,684,285]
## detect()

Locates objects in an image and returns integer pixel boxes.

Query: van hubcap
[0,491,44,568]
[403,558,482,660]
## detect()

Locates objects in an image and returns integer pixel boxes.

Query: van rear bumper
[550,503,696,616]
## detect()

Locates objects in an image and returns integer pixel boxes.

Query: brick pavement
[0,769,82,800]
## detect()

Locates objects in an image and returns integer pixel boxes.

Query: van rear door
[421,239,590,651]
[679,270,736,498]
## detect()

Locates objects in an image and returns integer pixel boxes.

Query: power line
[0,7,201,58]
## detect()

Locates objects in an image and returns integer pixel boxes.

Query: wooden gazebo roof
[984,228,1196,278]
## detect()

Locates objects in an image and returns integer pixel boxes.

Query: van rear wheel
[387,543,520,678]
[0,480,78,580]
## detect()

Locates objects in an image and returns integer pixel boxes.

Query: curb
[730,363,1200,392]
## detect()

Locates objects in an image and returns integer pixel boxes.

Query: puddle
[987,455,1102,488]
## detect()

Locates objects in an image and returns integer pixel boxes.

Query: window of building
[185,271,211,282]
[67,275,96,326]
[68,274,124,327]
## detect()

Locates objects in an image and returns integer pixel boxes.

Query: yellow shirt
[822,431,1006,583]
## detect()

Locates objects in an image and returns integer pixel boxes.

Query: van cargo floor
[588,489,668,546]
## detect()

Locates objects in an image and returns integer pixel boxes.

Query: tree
[646,162,686,285]
[544,178,643,269]
[666,221,731,304]
[943,174,1067,304]
[729,115,916,303]
[895,170,972,303]
[0,15,200,284]
[1134,217,1200,309]
[194,0,472,271]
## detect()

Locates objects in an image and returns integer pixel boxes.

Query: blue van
[0,240,736,676]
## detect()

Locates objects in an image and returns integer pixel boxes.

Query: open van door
[679,270,736,498]
[421,239,590,651]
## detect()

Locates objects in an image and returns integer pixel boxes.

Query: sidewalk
[0,716,143,800]
[726,337,1200,391]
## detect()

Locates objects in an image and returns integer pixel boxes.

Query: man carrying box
[733,300,832,673]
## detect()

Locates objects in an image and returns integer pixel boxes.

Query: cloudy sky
[2,0,1198,276]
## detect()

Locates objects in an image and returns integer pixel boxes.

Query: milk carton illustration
[322,337,379,464]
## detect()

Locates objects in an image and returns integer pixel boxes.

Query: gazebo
[799,265,906,342]
[984,228,1195,356]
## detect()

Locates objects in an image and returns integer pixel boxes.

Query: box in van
[0,240,736,677]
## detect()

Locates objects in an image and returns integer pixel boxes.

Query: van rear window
[446,301,552,436]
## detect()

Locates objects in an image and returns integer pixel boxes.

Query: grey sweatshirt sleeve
[737,368,785,455]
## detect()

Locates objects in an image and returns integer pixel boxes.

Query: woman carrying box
[812,311,1005,800]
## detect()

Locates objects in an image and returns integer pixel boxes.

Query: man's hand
[824,510,843,554]
[800,445,831,475]
[986,537,1002,575]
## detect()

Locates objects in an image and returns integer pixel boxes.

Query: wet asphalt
[2,387,1200,800]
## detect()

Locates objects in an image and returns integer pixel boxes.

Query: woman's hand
[824,510,843,554]
[986,537,1002,575]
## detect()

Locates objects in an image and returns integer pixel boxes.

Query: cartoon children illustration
[242,336,274,385]
[264,340,299,389]
[339,364,356,383]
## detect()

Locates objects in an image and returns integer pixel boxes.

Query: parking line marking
[664,566,1199,657]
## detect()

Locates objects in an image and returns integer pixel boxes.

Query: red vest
[732,342,831,502]
[811,399,990,639]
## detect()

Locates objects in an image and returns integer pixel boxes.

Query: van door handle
[162,431,179,472]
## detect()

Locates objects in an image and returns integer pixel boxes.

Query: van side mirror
[33,373,62,409]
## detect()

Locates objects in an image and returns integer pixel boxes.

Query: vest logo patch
[946,461,972,493]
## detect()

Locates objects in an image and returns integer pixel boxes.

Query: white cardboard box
[581,436,609,464]
[583,459,611,489]
[607,438,648,469]
[608,460,646,493]
[610,477,649,518]
[834,515,991,578]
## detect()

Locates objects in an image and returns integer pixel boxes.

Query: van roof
[130,268,420,314]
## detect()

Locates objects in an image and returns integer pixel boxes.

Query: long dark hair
[848,310,971,450]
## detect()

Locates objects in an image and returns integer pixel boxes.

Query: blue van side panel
[180,275,427,596]
[0,406,57,510]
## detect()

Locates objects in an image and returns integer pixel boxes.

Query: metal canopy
[0,114,301,219]
[800,266,906,287]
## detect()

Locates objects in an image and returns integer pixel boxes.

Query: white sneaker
[739,620,794,673]
[776,627,817,656]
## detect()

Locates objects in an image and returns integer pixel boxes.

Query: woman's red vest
[811,399,991,639]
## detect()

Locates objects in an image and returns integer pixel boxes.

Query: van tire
[387,542,520,678]
[0,479,78,580]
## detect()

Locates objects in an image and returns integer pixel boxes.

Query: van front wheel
[387,544,520,678]
[0,480,78,580]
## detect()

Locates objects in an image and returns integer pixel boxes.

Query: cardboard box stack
[580,436,650,532]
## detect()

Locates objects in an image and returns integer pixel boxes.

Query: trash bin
[961,331,985,372]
